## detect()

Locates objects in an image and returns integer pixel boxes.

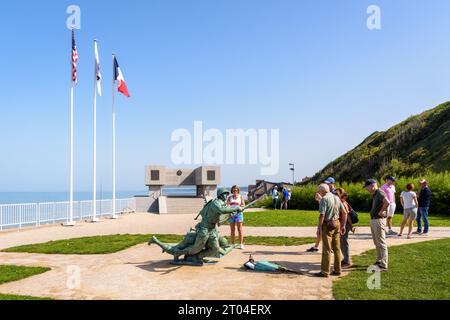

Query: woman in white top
[227,185,246,249]
[399,183,419,239]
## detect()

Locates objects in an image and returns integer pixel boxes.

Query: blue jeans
[273,199,278,209]
[417,207,429,233]
[340,222,351,264]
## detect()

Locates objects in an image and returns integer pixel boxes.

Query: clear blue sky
[1,0,450,192]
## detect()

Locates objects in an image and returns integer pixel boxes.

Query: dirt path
[0,212,448,300]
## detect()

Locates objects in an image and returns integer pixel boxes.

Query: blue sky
[1,0,450,192]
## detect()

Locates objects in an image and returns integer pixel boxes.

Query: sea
[0,186,249,205]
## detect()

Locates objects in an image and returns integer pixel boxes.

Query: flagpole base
[90,217,100,223]
[63,221,77,227]
[110,215,119,220]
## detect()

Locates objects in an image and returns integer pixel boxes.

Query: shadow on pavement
[130,260,183,275]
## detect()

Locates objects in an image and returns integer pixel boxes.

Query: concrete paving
[0,212,448,300]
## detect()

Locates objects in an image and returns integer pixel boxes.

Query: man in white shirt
[272,186,279,210]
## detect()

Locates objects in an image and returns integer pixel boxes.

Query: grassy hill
[309,102,450,183]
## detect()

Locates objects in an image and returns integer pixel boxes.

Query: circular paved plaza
[0,212,448,300]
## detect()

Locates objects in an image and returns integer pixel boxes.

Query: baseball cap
[419,179,428,184]
[386,176,396,182]
[324,177,336,184]
[363,179,377,188]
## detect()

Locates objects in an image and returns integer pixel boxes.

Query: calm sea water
[0,187,248,205]
[0,191,148,205]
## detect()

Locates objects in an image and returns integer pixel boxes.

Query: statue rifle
[194,199,213,221]
[218,195,268,224]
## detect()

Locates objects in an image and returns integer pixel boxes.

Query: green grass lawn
[1,234,182,255]
[333,239,450,300]
[0,294,52,300]
[237,236,316,246]
[0,265,52,300]
[244,210,450,227]
[1,234,316,255]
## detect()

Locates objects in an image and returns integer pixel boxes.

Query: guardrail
[0,198,136,231]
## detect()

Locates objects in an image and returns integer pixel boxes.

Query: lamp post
[289,163,295,186]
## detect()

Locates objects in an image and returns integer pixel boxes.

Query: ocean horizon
[0,191,148,205]
[0,186,249,205]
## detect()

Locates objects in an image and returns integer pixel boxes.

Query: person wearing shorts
[280,187,290,210]
[227,185,246,249]
[381,176,397,235]
[399,183,418,239]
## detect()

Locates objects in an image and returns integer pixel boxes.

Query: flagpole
[66,29,76,227]
[69,83,75,225]
[92,39,99,222]
[111,53,118,219]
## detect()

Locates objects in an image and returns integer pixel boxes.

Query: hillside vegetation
[309,102,450,183]
[259,173,449,215]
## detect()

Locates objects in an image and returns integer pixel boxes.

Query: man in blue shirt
[415,179,432,235]
[281,187,290,210]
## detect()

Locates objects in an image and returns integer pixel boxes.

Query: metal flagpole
[111,54,118,219]
[69,83,75,225]
[66,29,76,227]
[92,39,99,222]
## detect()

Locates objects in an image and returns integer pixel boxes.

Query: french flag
[113,56,130,98]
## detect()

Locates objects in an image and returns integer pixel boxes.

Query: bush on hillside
[255,172,450,215]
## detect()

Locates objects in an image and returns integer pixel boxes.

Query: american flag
[71,30,78,85]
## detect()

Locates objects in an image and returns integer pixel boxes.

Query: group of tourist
[271,186,291,210]
[312,176,432,277]
[222,175,432,275]
[378,177,432,237]
[222,184,291,251]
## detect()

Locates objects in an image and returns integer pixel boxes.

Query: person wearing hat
[272,186,279,210]
[314,177,337,203]
[324,177,337,194]
[364,179,390,271]
[381,176,398,235]
[415,179,431,235]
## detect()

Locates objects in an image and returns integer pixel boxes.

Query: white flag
[94,40,102,96]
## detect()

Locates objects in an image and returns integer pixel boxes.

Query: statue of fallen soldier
[243,255,310,275]
[149,188,244,266]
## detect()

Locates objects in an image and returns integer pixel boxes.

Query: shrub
[255,172,450,215]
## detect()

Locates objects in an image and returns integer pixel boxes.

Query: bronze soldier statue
[149,188,243,266]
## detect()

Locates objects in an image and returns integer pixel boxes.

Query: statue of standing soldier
[149,188,243,266]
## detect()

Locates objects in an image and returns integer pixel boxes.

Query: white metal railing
[0,198,136,231]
